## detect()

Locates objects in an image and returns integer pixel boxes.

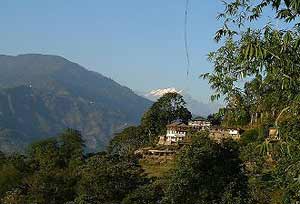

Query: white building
[228,129,240,139]
[165,122,189,144]
[188,116,211,130]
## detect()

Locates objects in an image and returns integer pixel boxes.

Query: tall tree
[58,129,85,169]
[19,129,85,204]
[202,0,300,126]
[141,92,192,143]
[202,1,300,203]
[164,132,249,204]
[108,126,145,156]
[76,154,146,204]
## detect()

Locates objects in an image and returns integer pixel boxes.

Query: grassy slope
[140,158,176,178]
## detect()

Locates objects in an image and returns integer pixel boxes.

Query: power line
[184,0,191,77]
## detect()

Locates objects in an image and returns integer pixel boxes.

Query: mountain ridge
[0,54,152,153]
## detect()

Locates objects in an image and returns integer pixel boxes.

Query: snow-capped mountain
[141,88,221,116]
[145,88,183,100]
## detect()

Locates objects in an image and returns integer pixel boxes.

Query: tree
[163,132,249,204]
[16,129,85,204]
[239,138,280,204]
[141,92,192,144]
[202,1,300,126]
[122,181,164,204]
[275,117,300,203]
[0,151,5,165]
[28,138,61,170]
[108,126,145,156]
[240,128,260,145]
[214,0,300,41]
[207,112,223,126]
[0,154,27,198]
[202,1,300,202]
[58,128,85,170]
[76,153,146,204]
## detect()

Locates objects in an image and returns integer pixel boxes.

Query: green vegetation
[139,159,175,178]
[2,1,300,203]
[240,128,260,144]
[0,129,148,204]
[200,1,300,203]
[164,133,249,204]
[0,91,254,204]
[140,92,192,144]
[108,92,192,156]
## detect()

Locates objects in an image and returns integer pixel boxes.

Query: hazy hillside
[0,54,152,152]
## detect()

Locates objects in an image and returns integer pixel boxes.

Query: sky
[1,1,225,103]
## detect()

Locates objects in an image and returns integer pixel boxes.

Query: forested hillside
[0,54,152,152]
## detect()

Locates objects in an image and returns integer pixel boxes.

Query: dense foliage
[0,129,255,204]
[164,133,249,204]
[109,92,192,156]
[200,0,300,203]
[0,92,255,204]
[0,129,149,204]
[141,92,192,141]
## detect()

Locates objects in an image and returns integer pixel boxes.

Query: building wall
[188,121,211,127]
[165,128,187,143]
[166,129,186,137]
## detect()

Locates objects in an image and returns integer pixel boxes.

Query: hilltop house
[157,119,241,146]
[188,116,211,130]
[166,122,189,143]
[158,122,189,145]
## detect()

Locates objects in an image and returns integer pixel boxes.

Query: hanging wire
[184,0,191,77]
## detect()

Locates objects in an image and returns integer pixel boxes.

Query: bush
[241,129,259,144]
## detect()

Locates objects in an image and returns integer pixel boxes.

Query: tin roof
[167,122,189,128]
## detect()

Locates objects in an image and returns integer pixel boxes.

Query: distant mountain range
[141,88,220,116]
[0,54,152,153]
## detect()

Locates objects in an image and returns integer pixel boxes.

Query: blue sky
[1,1,225,103]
